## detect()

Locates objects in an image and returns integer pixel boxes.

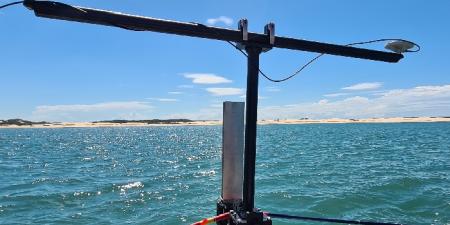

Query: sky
[1,0,449,122]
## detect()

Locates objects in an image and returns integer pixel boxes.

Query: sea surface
[0,123,449,225]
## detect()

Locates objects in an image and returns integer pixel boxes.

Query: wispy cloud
[148,98,178,102]
[342,82,383,91]
[159,84,450,120]
[379,85,450,99]
[323,93,349,98]
[34,102,152,112]
[168,91,183,95]
[31,101,153,122]
[183,73,232,84]
[206,16,233,26]
[259,84,450,119]
[206,88,244,96]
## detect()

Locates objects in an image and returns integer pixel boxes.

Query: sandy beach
[258,117,450,125]
[1,117,449,128]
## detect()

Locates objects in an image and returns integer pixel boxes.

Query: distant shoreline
[1,117,450,128]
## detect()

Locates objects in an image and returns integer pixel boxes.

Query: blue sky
[1,0,449,121]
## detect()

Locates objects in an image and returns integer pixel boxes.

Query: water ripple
[0,123,449,224]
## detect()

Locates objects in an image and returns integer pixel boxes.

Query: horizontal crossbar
[24,0,403,63]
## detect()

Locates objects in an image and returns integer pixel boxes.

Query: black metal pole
[243,46,262,212]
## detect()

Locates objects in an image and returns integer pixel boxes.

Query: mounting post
[243,45,262,213]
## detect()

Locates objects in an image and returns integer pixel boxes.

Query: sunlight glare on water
[0,123,449,224]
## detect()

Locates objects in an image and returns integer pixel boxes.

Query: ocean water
[0,123,449,225]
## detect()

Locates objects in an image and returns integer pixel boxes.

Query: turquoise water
[0,123,449,224]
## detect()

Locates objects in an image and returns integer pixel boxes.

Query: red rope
[190,212,230,225]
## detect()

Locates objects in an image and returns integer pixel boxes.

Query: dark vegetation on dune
[0,118,194,126]
[93,119,193,124]
[0,119,50,126]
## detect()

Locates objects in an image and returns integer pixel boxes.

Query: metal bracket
[239,19,248,41]
[237,19,275,53]
[262,22,275,52]
[236,19,248,50]
[218,199,272,225]
[217,198,243,225]
[230,209,272,225]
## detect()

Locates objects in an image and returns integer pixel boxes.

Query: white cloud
[147,98,178,102]
[206,16,233,26]
[34,102,151,112]
[206,88,244,96]
[259,84,450,119]
[32,85,450,122]
[259,96,377,119]
[323,93,349,98]
[380,85,450,99]
[156,98,178,102]
[168,91,183,95]
[31,101,153,122]
[342,82,383,91]
[183,73,232,84]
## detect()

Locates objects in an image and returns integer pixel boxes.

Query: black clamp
[217,198,244,225]
[262,22,275,52]
[228,209,272,225]
[236,19,249,50]
[236,19,275,52]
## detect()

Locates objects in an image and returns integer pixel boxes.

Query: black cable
[200,25,419,83]
[0,1,24,10]
[243,39,419,83]
[164,23,421,83]
[258,52,324,82]
[266,212,406,225]
[346,39,420,53]
[196,21,420,83]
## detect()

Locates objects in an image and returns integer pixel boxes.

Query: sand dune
[1,117,449,128]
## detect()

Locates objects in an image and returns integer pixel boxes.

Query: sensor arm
[23,0,403,63]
